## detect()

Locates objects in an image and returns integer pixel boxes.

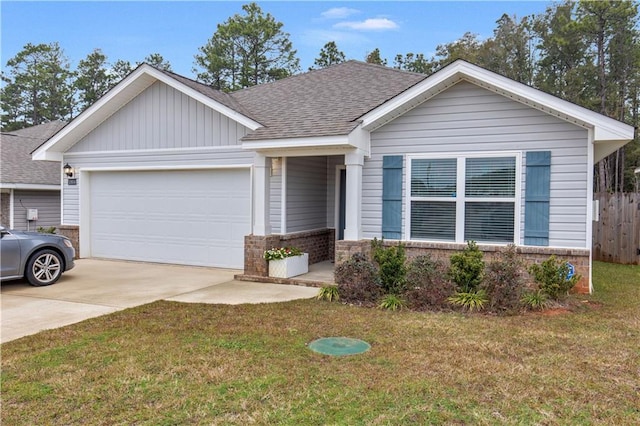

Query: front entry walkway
[236,260,335,287]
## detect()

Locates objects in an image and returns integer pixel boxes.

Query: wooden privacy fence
[593,192,640,264]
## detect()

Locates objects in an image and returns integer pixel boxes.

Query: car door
[0,227,22,277]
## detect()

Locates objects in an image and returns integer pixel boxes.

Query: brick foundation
[57,225,80,259]
[335,240,591,294]
[244,229,335,277]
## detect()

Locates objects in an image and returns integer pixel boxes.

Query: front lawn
[2,261,639,424]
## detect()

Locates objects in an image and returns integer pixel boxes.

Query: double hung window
[409,154,519,243]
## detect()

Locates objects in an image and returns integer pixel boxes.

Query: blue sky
[1,1,552,78]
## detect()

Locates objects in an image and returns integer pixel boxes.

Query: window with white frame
[408,154,519,243]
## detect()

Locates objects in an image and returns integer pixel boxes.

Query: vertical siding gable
[69,81,249,152]
[364,81,589,248]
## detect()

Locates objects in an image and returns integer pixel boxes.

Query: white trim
[361,60,634,146]
[33,64,261,161]
[242,135,350,152]
[334,165,346,232]
[280,157,287,234]
[405,151,522,245]
[0,183,60,191]
[78,164,251,173]
[586,128,595,293]
[9,189,14,229]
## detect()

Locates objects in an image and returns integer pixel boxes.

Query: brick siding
[336,240,591,294]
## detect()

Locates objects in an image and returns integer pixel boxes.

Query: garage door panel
[90,169,250,268]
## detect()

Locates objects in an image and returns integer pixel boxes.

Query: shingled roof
[1,121,66,185]
[230,61,426,141]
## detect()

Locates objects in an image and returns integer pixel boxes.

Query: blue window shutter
[382,155,403,239]
[524,151,551,246]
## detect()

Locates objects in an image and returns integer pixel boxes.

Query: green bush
[335,253,382,304]
[483,244,527,314]
[528,255,580,300]
[371,238,407,294]
[317,285,339,302]
[378,294,406,311]
[448,241,485,292]
[448,290,488,312]
[520,290,548,310]
[36,226,56,234]
[404,255,455,311]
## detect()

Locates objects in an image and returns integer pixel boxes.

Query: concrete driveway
[1,259,318,343]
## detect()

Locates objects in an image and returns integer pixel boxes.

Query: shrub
[335,253,382,304]
[521,290,548,310]
[317,285,339,302]
[404,255,455,311]
[528,255,580,300]
[448,290,488,312]
[448,241,485,292]
[378,294,406,311]
[36,226,56,234]
[371,238,407,294]
[483,244,527,314]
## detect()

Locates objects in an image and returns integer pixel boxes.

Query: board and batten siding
[270,168,282,234]
[365,81,589,249]
[286,156,328,233]
[68,81,249,153]
[13,190,61,231]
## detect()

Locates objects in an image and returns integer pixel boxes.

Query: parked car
[0,226,75,286]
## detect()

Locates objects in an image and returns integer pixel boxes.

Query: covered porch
[237,142,368,284]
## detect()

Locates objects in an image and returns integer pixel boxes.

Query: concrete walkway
[1,259,319,343]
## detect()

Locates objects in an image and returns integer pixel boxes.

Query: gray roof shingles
[1,121,66,185]
[230,61,426,141]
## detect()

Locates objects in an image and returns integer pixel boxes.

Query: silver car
[0,226,75,286]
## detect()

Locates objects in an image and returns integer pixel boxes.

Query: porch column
[344,150,364,241]
[252,153,271,236]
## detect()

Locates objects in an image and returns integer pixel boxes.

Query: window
[408,154,519,244]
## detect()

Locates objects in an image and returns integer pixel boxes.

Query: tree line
[1,1,638,192]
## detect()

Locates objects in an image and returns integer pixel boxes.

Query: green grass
[2,261,639,424]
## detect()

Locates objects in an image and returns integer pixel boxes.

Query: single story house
[33,60,634,293]
[1,121,66,230]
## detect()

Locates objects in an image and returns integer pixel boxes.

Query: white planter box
[268,253,309,278]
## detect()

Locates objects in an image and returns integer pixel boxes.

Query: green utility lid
[308,337,371,356]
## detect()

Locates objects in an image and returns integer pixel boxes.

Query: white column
[252,153,271,236]
[344,150,364,241]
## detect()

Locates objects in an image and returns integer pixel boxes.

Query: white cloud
[321,7,360,19]
[334,18,399,31]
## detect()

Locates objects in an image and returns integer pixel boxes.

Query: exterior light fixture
[63,163,74,178]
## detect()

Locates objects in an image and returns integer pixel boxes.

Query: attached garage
[88,169,250,269]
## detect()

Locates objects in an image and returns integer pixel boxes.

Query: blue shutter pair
[382,152,550,245]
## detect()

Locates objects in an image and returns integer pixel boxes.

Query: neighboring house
[1,121,66,231]
[33,60,633,293]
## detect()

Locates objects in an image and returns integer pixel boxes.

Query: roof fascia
[0,183,60,190]
[242,135,351,154]
[33,65,260,161]
[361,60,634,144]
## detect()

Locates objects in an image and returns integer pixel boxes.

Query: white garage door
[90,169,250,268]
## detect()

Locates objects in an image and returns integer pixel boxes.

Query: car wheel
[25,249,63,286]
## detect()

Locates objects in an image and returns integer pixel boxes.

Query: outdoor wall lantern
[63,163,74,178]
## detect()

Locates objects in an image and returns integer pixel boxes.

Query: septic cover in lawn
[308,337,371,356]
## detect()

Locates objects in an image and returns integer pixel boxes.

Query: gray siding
[270,165,282,234]
[366,81,589,248]
[326,155,344,228]
[62,148,253,225]
[286,156,328,232]
[13,190,60,231]
[69,81,249,152]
